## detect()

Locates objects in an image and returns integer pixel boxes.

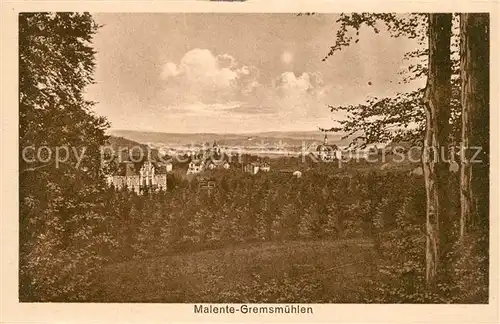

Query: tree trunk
[422,13,452,287]
[459,13,489,238]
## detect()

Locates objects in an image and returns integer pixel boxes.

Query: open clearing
[92,239,381,303]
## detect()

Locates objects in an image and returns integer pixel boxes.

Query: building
[207,159,231,170]
[211,140,222,155]
[165,162,173,172]
[185,140,231,175]
[278,169,295,176]
[106,160,167,194]
[207,161,216,170]
[316,134,341,161]
[259,161,271,172]
[187,160,205,175]
[198,176,217,190]
[244,162,260,175]
[199,141,221,160]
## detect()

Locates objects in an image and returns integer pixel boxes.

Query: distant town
[104,132,392,194]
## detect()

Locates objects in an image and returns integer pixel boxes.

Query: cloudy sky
[85,13,424,133]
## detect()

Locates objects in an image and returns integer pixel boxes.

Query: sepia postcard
[1,0,499,323]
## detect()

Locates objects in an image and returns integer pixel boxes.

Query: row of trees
[96,170,485,303]
[104,172,422,261]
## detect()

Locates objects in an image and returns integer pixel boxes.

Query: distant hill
[107,129,350,148]
[106,136,145,150]
[104,136,161,160]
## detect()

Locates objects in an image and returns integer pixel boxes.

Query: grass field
[91,239,382,303]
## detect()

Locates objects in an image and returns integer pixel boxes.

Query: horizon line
[107,128,344,136]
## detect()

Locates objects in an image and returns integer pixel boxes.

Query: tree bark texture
[422,13,452,287]
[459,13,490,238]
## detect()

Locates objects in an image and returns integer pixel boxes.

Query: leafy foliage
[321,14,462,147]
[18,13,487,304]
[19,13,113,301]
[90,169,487,303]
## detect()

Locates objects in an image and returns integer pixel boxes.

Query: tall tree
[422,13,452,286]
[317,13,457,287]
[19,13,111,301]
[459,14,489,237]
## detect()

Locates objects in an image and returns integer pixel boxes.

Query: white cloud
[160,48,259,104]
[161,62,180,78]
[275,71,324,93]
[179,49,237,88]
[161,49,250,90]
[270,71,329,120]
[276,72,312,92]
[160,51,331,121]
[216,53,237,69]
